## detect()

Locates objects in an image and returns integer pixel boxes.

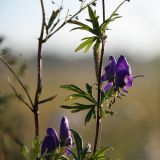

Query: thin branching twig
[7,77,33,111]
[38,95,57,104]
[0,56,34,107]
[44,0,97,41]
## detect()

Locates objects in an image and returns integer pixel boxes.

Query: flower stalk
[93,0,106,153]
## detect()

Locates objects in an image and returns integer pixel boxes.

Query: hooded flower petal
[101,56,116,82]
[41,128,59,155]
[102,55,133,93]
[104,82,113,91]
[116,55,132,88]
[60,116,73,147]
[116,55,131,76]
[124,75,133,87]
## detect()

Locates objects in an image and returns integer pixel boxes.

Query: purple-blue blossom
[41,116,73,156]
[41,128,59,155]
[60,116,73,147]
[101,55,133,92]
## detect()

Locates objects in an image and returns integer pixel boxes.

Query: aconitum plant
[0,0,141,160]
[101,55,133,92]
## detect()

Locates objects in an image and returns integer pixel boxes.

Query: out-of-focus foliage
[0,36,27,160]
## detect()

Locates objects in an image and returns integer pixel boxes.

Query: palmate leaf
[61,103,95,113]
[60,84,96,103]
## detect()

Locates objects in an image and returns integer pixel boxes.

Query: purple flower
[60,116,73,147]
[41,117,73,157]
[101,55,133,92]
[41,128,59,155]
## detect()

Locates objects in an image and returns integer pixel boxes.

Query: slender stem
[45,0,97,40]
[93,0,106,153]
[38,95,57,104]
[102,0,105,22]
[33,0,45,138]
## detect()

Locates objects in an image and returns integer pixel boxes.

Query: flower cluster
[101,55,133,93]
[41,116,73,155]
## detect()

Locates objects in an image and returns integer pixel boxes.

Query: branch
[7,77,33,111]
[45,0,97,41]
[0,56,34,107]
[34,0,46,104]
[38,95,57,104]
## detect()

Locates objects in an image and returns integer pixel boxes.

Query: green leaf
[68,20,95,34]
[75,37,96,52]
[100,0,127,32]
[59,155,70,160]
[85,107,95,125]
[100,88,115,104]
[81,144,91,160]
[61,103,95,113]
[72,103,95,113]
[60,84,86,95]
[47,9,61,30]
[21,145,29,160]
[70,129,83,159]
[61,84,96,103]
[84,39,96,53]
[93,38,101,53]
[93,146,112,159]
[31,138,41,160]
[86,83,92,97]
[64,94,85,101]
[88,6,99,32]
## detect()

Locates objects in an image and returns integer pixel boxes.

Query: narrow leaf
[47,9,61,30]
[100,0,127,32]
[84,37,97,53]
[85,107,95,125]
[60,85,86,95]
[75,37,95,52]
[70,129,83,159]
[94,146,112,158]
[81,144,91,160]
[86,83,96,102]
[68,20,94,33]
[88,6,99,30]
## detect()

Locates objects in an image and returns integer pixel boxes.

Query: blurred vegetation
[0,37,27,159]
[0,37,160,159]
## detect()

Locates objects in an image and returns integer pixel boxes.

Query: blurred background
[0,0,160,160]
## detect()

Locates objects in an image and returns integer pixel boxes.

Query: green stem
[93,0,106,154]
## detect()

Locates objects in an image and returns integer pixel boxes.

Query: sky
[0,0,160,60]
